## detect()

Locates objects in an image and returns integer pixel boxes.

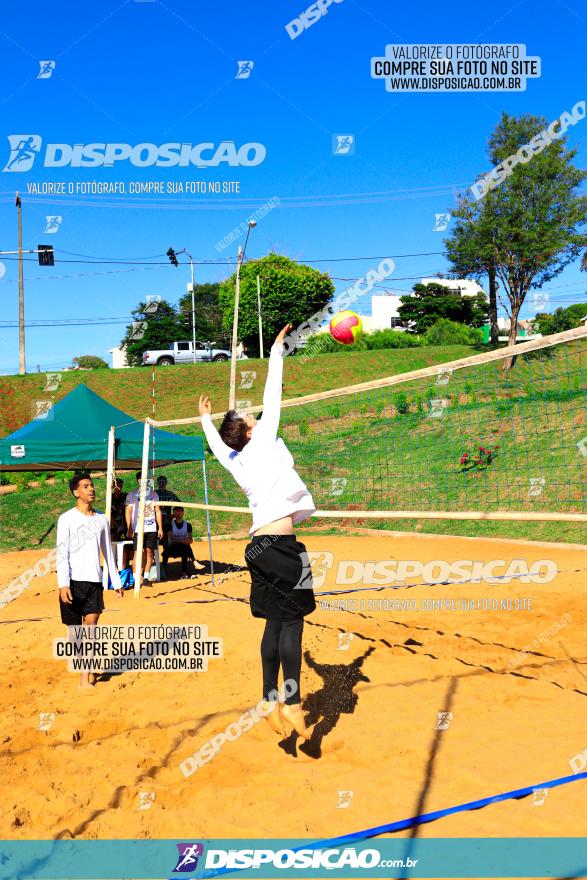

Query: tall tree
[178,282,226,345]
[397,282,488,333]
[446,111,587,365]
[121,300,184,366]
[218,252,334,356]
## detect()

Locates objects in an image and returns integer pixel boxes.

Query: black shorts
[133,532,158,551]
[245,535,316,621]
[59,580,105,625]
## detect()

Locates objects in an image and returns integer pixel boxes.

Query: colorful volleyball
[329,310,363,345]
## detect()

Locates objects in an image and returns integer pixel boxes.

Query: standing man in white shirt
[125,472,163,586]
[56,473,124,689]
[199,324,316,742]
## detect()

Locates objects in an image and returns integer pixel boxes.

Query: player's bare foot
[260,700,286,736]
[281,703,310,740]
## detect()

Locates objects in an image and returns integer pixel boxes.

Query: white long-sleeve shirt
[56,507,122,590]
[202,342,316,535]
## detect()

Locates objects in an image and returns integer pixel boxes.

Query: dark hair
[115,478,123,487]
[172,506,184,513]
[135,471,142,480]
[219,410,250,452]
[69,472,93,495]
[157,475,167,483]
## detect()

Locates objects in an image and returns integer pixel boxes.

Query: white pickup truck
[142,340,231,366]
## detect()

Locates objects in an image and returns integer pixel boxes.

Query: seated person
[163,506,204,579]
[156,475,180,538]
[110,479,127,541]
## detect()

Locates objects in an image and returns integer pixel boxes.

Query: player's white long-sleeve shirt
[56,507,122,590]
[201,342,316,535]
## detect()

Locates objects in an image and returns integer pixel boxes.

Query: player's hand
[275,324,292,345]
[127,527,134,539]
[60,586,73,604]
[199,394,212,416]
[158,528,164,541]
[115,588,124,598]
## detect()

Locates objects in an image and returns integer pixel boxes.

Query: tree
[446,112,587,366]
[121,299,184,367]
[218,253,335,356]
[178,282,226,345]
[73,355,109,369]
[397,282,488,334]
[534,302,587,335]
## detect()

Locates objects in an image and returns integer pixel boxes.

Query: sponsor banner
[1,838,586,878]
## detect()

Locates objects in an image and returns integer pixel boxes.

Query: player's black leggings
[261,618,303,705]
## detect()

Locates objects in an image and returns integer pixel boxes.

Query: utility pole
[257,275,264,358]
[488,262,499,345]
[229,221,256,409]
[16,193,25,375]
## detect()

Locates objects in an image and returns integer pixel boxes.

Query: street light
[168,246,196,363]
[229,221,256,409]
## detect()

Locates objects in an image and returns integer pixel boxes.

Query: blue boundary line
[202,772,587,878]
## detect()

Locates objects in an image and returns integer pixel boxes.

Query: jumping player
[56,474,124,689]
[199,324,316,740]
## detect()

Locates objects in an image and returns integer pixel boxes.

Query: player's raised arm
[258,324,291,438]
[199,394,235,468]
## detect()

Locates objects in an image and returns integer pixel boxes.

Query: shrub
[364,329,422,350]
[424,319,483,346]
[394,391,410,414]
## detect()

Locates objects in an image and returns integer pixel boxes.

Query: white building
[108,345,129,369]
[420,278,486,298]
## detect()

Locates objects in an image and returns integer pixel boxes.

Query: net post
[202,457,215,585]
[134,420,150,598]
[102,426,116,589]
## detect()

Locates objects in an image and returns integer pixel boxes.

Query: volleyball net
[146,326,587,531]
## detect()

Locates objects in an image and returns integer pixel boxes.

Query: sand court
[0,533,585,844]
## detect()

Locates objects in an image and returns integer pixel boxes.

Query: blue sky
[0,0,585,372]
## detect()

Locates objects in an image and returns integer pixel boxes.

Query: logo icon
[10,444,25,458]
[435,367,453,386]
[44,215,62,234]
[239,370,256,389]
[173,843,205,873]
[144,294,161,315]
[137,792,156,810]
[429,398,449,419]
[433,213,451,232]
[435,711,453,730]
[332,134,355,156]
[129,321,147,341]
[3,135,42,172]
[329,477,348,496]
[529,477,546,498]
[37,61,56,79]
[38,712,55,731]
[336,790,354,809]
[236,61,254,79]
[337,632,354,651]
[530,788,548,806]
[32,400,53,421]
[577,436,587,458]
[532,292,549,312]
[235,399,252,412]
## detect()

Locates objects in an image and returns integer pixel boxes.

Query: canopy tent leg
[134,420,150,598]
[202,458,214,586]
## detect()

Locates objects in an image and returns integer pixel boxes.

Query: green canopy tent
[0,384,203,471]
[0,385,214,588]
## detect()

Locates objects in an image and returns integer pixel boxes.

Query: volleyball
[329,310,363,345]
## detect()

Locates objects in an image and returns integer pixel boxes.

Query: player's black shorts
[59,580,105,625]
[133,532,158,551]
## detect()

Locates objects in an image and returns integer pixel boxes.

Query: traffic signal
[167,247,179,267]
[183,312,192,329]
[38,245,54,266]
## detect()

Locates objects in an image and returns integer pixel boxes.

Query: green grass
[1,341,586,551]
